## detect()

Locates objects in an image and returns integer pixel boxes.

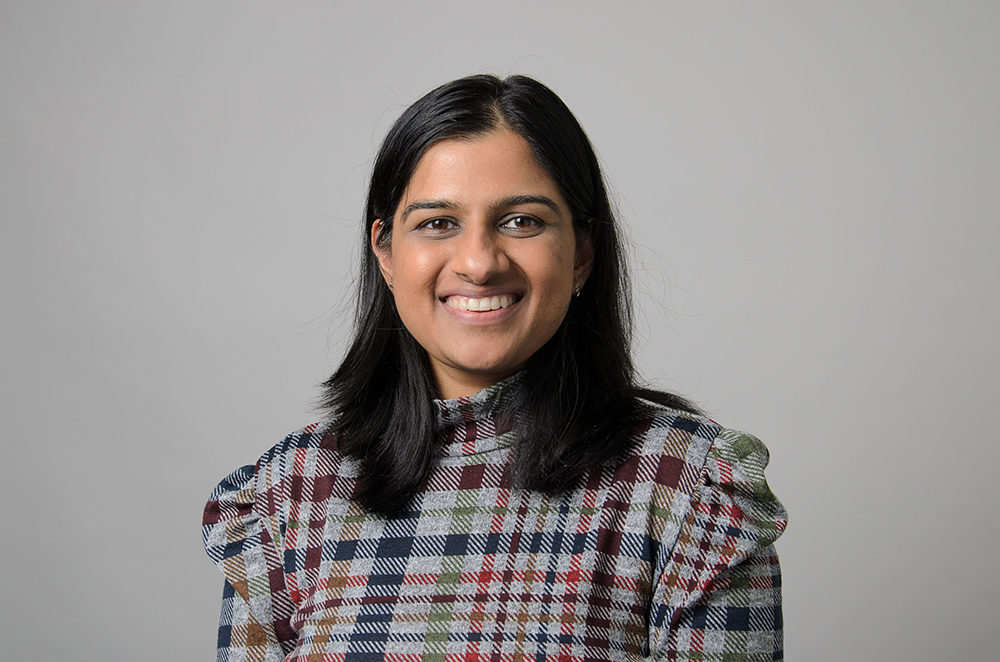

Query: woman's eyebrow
[399,199,460,223]
[492,195,562,217]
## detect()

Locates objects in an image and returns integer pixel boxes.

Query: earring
[388,279,394,292]
[574,281,582,297]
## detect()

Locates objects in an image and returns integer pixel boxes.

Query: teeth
[446,295,514,311]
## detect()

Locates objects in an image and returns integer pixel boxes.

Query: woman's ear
[371,219,393,288]
[573,219,596,289]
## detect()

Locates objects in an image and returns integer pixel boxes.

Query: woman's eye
[421,218,456,231]
[500,215,541,231]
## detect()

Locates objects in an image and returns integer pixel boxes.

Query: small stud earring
[388,280,394,292]
[574,281,582,297]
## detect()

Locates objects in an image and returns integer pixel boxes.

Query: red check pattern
[203,379,786,661]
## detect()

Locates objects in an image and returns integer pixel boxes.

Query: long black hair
[323,74,697,516]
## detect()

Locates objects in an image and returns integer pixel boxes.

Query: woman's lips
[443,294,519,312]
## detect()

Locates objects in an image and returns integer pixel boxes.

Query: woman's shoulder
[632,395,720,439]
[626,395,722,472]
[204,421,356,520]
[625,396,787,542]
[256,420,340,465]
[627,397,782,502]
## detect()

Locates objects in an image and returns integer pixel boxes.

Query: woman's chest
[278,457,672,660]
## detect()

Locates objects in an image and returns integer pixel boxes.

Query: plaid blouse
[203,380,786,661]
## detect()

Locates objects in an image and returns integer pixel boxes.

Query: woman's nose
[451,226,509,284]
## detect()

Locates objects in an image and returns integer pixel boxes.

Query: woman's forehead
[396,130,568,218]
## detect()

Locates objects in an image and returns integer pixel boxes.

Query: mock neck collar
[434,373,523,457]
[434,372,524,427]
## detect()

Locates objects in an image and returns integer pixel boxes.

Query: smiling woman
[202,75,786,661]
[373,130,590,399]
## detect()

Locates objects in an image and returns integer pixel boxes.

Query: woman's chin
[428,357,528,398]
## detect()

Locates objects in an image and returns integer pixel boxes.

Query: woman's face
[373,129,592,400]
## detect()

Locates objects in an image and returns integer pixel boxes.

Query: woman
[203,74,786,661]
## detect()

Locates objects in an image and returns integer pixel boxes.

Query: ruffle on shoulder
[203,463,295,655]
[703,428,787,549]
[203,464,266,587]
[649,428,786,656]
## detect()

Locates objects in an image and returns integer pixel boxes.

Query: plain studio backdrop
[2,2,997,659]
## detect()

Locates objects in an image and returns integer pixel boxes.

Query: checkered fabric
[203,379,786,661]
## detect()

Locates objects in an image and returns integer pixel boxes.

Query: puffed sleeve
[203,461,296,661]
[648,428,787,661]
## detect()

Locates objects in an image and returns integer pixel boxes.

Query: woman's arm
[649,429,787,660]
[204,464,296,661]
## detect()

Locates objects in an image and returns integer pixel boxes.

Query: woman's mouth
[444,294,519,312]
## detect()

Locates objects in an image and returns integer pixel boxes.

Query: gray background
[2,1,997,659]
